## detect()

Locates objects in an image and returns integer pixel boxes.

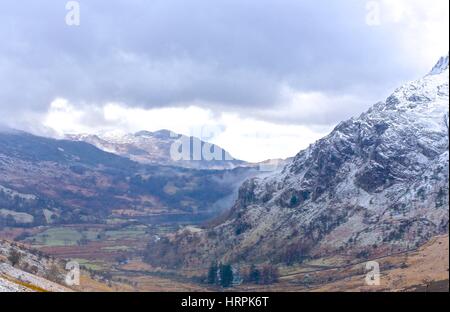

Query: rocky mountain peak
[429,53,449,75]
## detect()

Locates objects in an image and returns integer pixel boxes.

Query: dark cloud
[0,0,445,127]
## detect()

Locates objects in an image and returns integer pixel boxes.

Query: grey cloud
[0,0,440,127]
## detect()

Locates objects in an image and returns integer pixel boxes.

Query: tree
[248,264,261,284]
[220,264,233,288]
[8,249,22,267]
[77,233,89,246]
[260,264,279,285]
[207,262,218,285]
[290,195,299,207]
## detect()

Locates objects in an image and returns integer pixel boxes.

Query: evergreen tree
[290,195,299,207]
[220,264,233,288]
[207,262,218,285]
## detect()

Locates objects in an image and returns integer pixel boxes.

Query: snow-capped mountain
[148,55,449,268]
[0,130,260,227]
[66,130,245,170]
[430,54,449,75]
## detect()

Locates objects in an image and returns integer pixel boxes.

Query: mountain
[146,55,449,268]
[0,130,259,227]
[430,54,449,75]
[66,130,245,170]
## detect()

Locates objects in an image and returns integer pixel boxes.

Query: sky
[0,0,448,162]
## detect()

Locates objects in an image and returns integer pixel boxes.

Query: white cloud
[42,99,331,162]
[212,113,330,162]
[247,87,371,126]
[380,0,449,69]
[43,99,93,135]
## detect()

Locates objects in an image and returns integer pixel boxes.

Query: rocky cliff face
[148,55,449,268]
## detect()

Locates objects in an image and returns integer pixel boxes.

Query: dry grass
[70,274,136,292]
[124,275,209,292]
[232,235,449,292]
[312,235,448,292]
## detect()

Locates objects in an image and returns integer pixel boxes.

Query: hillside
[145,55,449,269]
[232,234,449,292]
[314,234,449,292]
[0,130,259,227]
[0,238,215,292]
[0,239,72,292]
[2,233,447,292]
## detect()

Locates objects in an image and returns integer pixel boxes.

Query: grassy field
[103,225,147,240]
[12,222,212,292]
[26,227,84,247]
[6,222,447,292]
[16,223,176,275]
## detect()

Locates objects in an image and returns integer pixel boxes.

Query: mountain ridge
[145,55,449,269]
[66,129,245,170]
[0,131,259,227]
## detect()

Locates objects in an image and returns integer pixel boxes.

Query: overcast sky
[0,0,448,162]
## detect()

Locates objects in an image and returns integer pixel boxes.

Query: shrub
[260,264,279,285]
[8,249,22,267]
[45,264,63,283]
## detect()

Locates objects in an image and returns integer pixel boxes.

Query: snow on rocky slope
[148,55,449,268]
[66,130,245,170]
[0,274,31,292]
[0,263,70,292]
[0,240,71,292]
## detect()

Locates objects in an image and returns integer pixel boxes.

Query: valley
[1,0,448,297]
[1,54,449,293]
[0,130,261,228]
[2,227,447,292]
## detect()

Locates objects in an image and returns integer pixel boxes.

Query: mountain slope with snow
[66,130,245,170]
[0,130,259,226]
[147,55,449,268]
